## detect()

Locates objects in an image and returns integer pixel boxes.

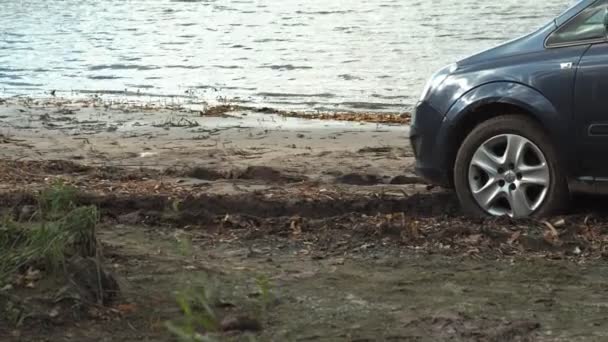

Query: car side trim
[545,37,606,49]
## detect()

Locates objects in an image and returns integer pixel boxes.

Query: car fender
[438,81,575,174]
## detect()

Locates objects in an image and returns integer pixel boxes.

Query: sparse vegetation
[0,182,98,286]
[165,273,270,342]
[166,235,269,341]
[0,182,117,329]
[165,280,222,342]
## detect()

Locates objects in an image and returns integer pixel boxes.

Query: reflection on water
[1,0,570,112]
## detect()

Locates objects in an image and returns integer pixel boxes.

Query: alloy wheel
[468,134,550,218]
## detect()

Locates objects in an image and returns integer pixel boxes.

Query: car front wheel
[454,115,569,218]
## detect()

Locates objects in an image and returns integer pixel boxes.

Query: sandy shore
[0,98,417,187]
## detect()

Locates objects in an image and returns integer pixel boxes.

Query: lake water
[1,0,572,112]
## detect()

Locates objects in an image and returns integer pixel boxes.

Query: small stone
[48,307,60,318]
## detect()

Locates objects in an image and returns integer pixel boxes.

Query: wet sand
[0,98,415,187]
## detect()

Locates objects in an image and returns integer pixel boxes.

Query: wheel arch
[439,81,572,185]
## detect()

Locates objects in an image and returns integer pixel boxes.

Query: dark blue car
[411,0,608,218]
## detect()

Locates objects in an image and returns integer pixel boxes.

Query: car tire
[454,115,569,218]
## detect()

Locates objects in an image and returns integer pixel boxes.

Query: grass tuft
[0,182,98,286]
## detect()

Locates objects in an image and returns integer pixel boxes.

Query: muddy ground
[1,98,608,341]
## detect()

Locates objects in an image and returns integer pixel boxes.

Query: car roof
[556,0,598,26]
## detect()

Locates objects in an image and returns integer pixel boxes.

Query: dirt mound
[181,165,307,183]
[3,158,608,260]
[84,191,458,220]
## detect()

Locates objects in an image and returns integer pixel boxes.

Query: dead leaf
[466,247,480,256]
[401,214,420,240]
[25,267,42,281]
[116,303,138,315]
[291,216,302,236]
[463,234,483,245]
[48,307,60,318]
[552,218,566,227]
[542,221,562,247]
[508,231,522,245]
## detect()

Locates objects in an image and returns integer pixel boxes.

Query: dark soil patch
[357,146,393,153]
[184,166,225,181]
[179,165,307,183]
[21,160,91,174]
[336,173,382,185]
[390,175,423,185]
[107,192,457,219]
[238,165,306,183]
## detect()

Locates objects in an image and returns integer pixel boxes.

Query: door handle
[560,62,573,70]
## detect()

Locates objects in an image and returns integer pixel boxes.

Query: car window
[547,0,608,46]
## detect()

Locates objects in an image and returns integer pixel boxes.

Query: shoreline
[0,97,413,180]
[0,94,412,120]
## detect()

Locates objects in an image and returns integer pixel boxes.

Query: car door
[548,0,608,177]
[575,43,608,177]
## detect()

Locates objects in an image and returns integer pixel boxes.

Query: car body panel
[426,24,588,117]
[409,102,449,186]
[414,41,590,185]
[574,43,608,176]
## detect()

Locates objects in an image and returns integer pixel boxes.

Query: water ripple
[0,0,571,112]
